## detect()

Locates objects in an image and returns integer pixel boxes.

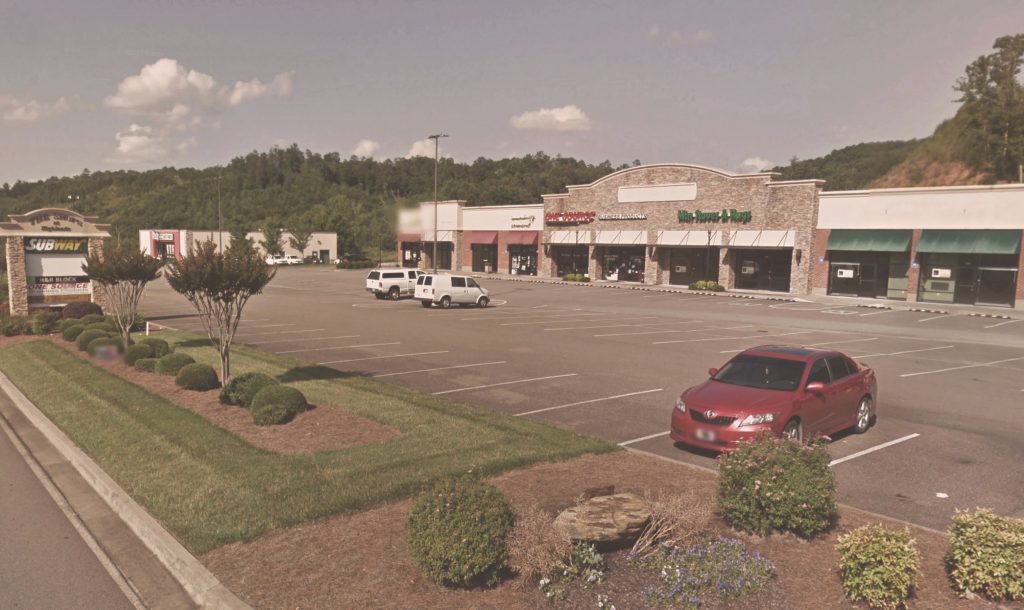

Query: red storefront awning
[466,231,499,244]
[505,231,539,245]
[398,233,421,243]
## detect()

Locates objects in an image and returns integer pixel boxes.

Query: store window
[602,246,645,282]
[553,245,589,277]
[471,243,498,273]
[828,252,909,300]
[401,242,422,267]
[918,253,1018,307]
[668,248,719,285]
[425,242,452,270]
[734,249,792,292]
[508,245,537,275]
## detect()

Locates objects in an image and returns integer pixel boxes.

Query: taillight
[378,282,383,288]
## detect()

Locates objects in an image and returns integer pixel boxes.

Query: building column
[538,242,553,278]
[497,233,509,274]
[589,246,600,280]
[719,246,734,290]
[906,230,923,302]
[811,229,830,296]
[644,246,659,285]
[6,237,28,316]
[88,237,110,312]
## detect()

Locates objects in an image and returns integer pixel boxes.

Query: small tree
[259,222,285,257]
[82,241,163,347]
[165,241,275,381]
[287,227,313,258]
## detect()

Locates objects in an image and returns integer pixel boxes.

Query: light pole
[217,174,223,251]
[428,133,448,272]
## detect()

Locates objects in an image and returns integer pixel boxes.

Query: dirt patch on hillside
[201,452,1002,610]
[42,334,401,454]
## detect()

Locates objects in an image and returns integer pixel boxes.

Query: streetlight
[217,174,222,251]
[428,133,448,272]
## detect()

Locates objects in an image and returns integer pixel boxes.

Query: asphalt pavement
[141,266,1024,532]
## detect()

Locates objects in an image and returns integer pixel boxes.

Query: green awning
[916,230,1021,255]
[827,229,912,252]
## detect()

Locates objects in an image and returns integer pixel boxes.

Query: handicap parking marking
[515,388,665,416]
[828,433,921,467]
[899,356,1024,378]
[432,373,577,395]
[373,361,508,378]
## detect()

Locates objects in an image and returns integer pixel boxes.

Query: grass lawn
[0,333,615,554]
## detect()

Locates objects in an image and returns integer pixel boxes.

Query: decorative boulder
[553,493,651,545]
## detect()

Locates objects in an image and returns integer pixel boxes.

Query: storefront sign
[154,232,175,241]
[678,209,752,224]
[23,237,89,254]
[27,276,91,304]
[511,215,536,228]
[28,211,86,232]
[597,213,647,221]
[545,211,595,225]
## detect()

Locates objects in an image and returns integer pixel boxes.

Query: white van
[415,274,490,308]
[366,268,421,299]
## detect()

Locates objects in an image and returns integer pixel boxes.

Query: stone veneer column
[906,230,923,302]
[87,237,110,312]
[718,239,734,290]
[588,246,600,280]
[810,229,830,296]
[538,242,553,278]
[644,246,659,284]
[6,237,28,315]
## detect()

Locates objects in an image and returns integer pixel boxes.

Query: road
[141,267,1024,531]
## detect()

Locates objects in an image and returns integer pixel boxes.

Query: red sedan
[670,345,877,452]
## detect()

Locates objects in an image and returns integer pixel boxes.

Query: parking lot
[141,267,1024,531]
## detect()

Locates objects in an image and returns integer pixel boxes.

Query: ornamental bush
[219,372,279,407]
[645,537,775,605]
[154,352,195,375]
[30,310,61,335]
[86,336,124,356]
[175,363,220,391]
[62,324,86,342]
[134,357,158,372]
[58,318,84,333]
[406,475,515,587]
[1,315,32,336]
[123,343,155,366]
[689,280,708,290]
[138,337,172,358]
[76,329,110,351]
[84,321,117,334]
[837,525,920,609]
[947,508,1024,601]
[717,432,837,538]
[80,313,106,324]
[250,385,307,425]
[61,301,102,319]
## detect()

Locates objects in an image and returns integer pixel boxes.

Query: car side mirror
[707,367,718,377]
[805,381,825,394]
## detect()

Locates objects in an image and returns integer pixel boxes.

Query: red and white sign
[545,211,595,225]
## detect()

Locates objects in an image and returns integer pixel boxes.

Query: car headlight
[738,413,775,427]
[675,397,686,413]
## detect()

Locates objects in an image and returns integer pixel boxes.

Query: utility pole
[428,133,448,273]
[217,174,223,251]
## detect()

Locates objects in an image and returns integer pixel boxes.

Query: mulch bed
[19,334,401,455]
[200,452,1009,609]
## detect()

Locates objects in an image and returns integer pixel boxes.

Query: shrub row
[2,309,65,336]
[688,279,725,291]
[219,372,278,407]
[561,273,591,282]
[336,260,377,269]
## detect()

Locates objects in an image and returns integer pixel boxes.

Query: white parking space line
[244,323,296,329]
[916,314,948,323]
[853,345,954,359]
[985,319,1024,329]
[276,342,400,354]
[654,330,812,346]
[618,430,671,446]
[899,356,1024,378]
[253,334,360,344]
[532,304,548,309]
[432,373,577,395]
[595,324,754,338]
[859,309,899,317]
[501,317,635,327]
[374,361,508,378]
[829,434,920,467]
[542,317,662,331]
[515,388,664,416]
[237,328,327,337]
[808,337,879,347]
[318,350,449,365]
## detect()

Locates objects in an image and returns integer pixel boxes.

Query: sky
[1,0,1022,184]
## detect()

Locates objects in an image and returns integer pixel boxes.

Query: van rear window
[383,272,404,279]
[367,271,380,280]
[424,276,433,286]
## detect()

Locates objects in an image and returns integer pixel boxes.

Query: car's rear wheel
[854,396,872,434]
[782,419,803,443]
[388,286,400,300]
[478,296,489,308]
[439,296,451,309]
[420,300,432,308]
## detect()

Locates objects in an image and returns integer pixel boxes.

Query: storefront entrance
[733,249,792,292]
[552,245,589,277]
[509,245,537,275]
[401,242,422,267]
[918,253,1019,307]
[667,248,719,285]
[471,243,498,273]
[828,252,910,300]
[602,246,645,282]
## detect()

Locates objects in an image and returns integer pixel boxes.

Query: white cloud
[510,105,593,132]
[407,139,435,158]
[740,157,775,173]
[352,139,381,157]
[0,95,71,121]
[104,58,293,162]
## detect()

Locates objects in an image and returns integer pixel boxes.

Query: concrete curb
[0,371,250,610]
[483,275,799,302]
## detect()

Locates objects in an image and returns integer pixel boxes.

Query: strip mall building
[398,164,1024,309]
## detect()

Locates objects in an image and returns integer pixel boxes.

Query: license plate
[695,428,716,442]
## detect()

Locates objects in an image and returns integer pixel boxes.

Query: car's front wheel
[782,419,803,443]
[438,296,451,309]
[854,396,872,434]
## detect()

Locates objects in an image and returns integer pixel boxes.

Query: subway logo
[24,237,89,253]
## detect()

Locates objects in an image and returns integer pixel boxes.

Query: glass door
[976,268,1017,307]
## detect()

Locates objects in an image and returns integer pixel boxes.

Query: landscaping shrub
[29,310,61,335]
[250,385,308,425]
[219,372,279,407]
[154,352,195,375]
[61,301,102,319]
[947,508,1024,601]
[61,324,86,342]
[123,343,155,366]
[134,357,158,372]
[58,318,84,333]
[175,363,220,391]
[717,432,837,538]
[507,501,572,584]
[86,336,124,356]
[138,337,172,358]
[707,281,725,292]
[75,329,110,351]
[1,315,32,336]
[80,313,106,324]
[335,260,376,269]
[645,537,775,605]
[837,524,919,609]
[406,475,515,587]
[84,321,117,334]
[689,280,708,290]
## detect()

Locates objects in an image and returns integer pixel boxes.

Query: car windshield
[712,355,805,391]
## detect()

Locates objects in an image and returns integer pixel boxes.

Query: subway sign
[678,209,752,224]
[24,237,89,254]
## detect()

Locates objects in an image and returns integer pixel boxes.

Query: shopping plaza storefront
[398,165,1024,308]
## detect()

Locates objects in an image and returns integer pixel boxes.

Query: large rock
[554,493,651,544]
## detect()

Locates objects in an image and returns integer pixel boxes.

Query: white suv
[415,274,490,308]
[366,268,421,300]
